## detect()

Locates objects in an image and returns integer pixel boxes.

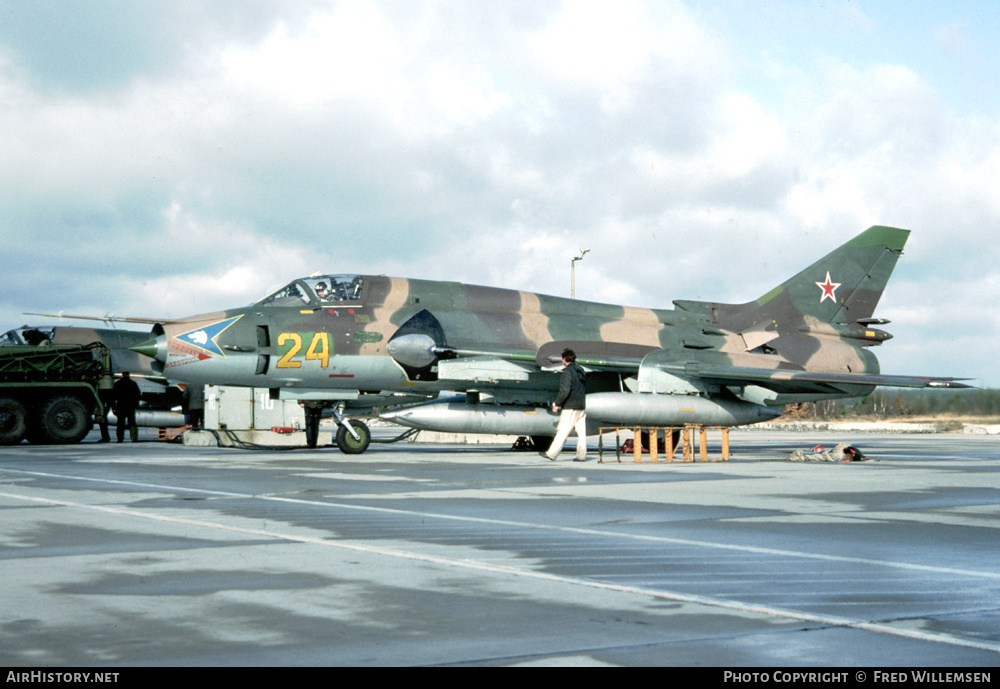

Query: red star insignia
[816,271,841,303]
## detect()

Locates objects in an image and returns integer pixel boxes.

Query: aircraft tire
[37,395,91,445]
[0,397,28,445]
[336,421,371,454]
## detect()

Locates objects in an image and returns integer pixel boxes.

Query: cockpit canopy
[0,326,54,346]
[257,275,364,307]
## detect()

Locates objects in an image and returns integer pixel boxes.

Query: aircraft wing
[533,340,654,370]
[23,312,183,326]
[678,364,974,391]
[437,340,972,393]
[431,341,651,373]
[433,341,650,391]
[530,341,972,390]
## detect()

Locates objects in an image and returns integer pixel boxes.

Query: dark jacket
[554,362,587,410]
[113,377,141,411]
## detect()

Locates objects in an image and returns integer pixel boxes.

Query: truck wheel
[336,421,371,454]
[38,395,91,444]
[0,398,28,445]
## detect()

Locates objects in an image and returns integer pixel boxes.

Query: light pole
[571,248,590,298]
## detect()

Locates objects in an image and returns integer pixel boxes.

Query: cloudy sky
[1,0,997,386]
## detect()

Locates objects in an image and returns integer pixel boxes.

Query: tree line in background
[784,388,1000,420]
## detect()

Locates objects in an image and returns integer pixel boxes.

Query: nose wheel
[335,420,371,454]
[330,404,371,454]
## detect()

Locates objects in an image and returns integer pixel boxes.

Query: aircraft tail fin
[675,226,910,331]
[758,225,908,326]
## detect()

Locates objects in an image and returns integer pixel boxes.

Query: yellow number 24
[276,332,330,369]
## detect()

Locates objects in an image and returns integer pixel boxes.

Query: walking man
[542,348,588,461]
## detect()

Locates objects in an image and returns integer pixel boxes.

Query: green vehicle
[0,343,111,445]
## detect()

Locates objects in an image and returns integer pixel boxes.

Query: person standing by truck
[113,371,141,443]
[96,371,114,443]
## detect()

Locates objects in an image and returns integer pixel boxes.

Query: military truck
[0,342,111,445]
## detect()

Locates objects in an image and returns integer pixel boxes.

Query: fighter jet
[113,225,968,454]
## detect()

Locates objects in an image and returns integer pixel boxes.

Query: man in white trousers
[542,348,588,462]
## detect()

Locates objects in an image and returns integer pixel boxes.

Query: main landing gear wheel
[336,420,371,454]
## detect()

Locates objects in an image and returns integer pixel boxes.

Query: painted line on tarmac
[3,466,999,582]
[2,485,1000,656]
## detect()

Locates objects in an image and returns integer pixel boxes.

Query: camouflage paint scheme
[125,226,966,450]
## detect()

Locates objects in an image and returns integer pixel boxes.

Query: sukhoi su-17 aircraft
[87,225,966,454]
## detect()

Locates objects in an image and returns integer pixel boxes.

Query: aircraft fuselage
[141,274,878,406]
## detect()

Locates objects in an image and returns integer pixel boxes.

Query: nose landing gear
[331,405,371,454]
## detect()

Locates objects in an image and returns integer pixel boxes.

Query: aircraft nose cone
[130,336,166,362]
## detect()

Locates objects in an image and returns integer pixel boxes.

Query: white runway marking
[3,467,1000,655]
[4,467,998,580]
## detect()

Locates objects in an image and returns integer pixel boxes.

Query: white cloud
[0,1,997,387]
[118,202,316,316]
[217,4,400,108]
[933,20,972,55]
